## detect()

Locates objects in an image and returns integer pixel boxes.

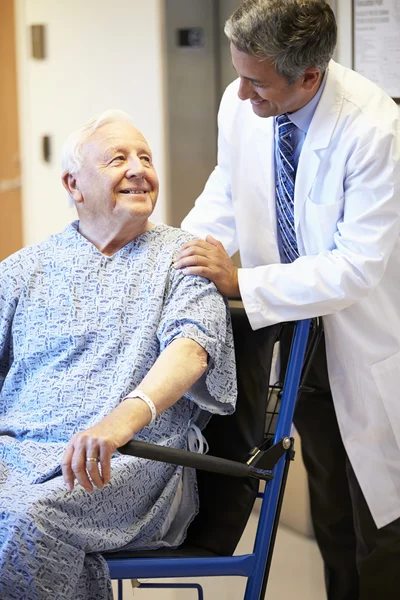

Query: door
[0,0,23,260]
[164,0,219,227]
[163,0,243,227]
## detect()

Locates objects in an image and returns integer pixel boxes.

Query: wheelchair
[103,305,320,600]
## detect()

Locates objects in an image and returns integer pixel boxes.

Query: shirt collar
[286,69,328,134]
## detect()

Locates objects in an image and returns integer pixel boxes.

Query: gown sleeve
[157,267,237,417]
[0,251,27,394]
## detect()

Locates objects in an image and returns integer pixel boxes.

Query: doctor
[174,0,400,598]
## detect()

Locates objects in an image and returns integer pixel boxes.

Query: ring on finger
[86,457,99,463]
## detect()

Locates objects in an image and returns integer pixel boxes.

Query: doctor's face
[231,44,321,118]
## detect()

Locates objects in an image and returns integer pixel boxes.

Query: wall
[335,0,353,68]
[14,0,167,246]
[0,0,23,260]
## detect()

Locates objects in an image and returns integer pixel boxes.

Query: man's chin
[121,193,153,208]
[251,102,275,118]
[128,198,156,219]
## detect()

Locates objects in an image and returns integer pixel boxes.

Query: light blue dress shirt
[275,70,328,168]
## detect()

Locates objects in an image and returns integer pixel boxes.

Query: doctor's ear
[62,171,83,203]
[301,67,321,91]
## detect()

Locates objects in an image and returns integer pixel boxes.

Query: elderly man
[176,1,400,599]
[0,110,236,599]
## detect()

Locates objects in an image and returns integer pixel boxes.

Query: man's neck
[77,218,154,256]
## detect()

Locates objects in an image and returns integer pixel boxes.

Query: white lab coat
[182,60,400,528]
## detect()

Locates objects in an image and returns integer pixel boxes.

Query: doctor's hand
[173,235,240,297]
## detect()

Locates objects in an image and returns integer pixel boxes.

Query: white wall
[335,0,353,68]
[14,0,167,246]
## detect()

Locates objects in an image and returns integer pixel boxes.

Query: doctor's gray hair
[224,0,337,85]
[61,109,136,175]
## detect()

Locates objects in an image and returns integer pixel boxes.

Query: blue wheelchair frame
[106,318,312,600]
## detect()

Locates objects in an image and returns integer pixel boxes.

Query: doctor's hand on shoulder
[174,235,240,297]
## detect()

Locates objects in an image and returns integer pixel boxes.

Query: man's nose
[126,156,145,178]
[237,77,254,101]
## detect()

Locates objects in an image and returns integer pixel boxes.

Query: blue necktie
[276,114,299,263]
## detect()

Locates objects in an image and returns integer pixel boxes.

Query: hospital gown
[0,222,236,600]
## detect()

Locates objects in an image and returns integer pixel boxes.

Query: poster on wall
[353,0,400,102]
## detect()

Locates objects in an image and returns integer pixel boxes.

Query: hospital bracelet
[125,389,157,425]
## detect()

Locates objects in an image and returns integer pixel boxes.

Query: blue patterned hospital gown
[0,222,236,600]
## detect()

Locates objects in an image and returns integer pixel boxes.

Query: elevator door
[164,0,242,227]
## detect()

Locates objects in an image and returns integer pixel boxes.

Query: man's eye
[141,156,151,164]
[112,156,124,163]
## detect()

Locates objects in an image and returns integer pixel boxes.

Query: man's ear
[62,172,83,203]
[302,67,321,91]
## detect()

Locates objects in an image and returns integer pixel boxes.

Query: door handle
[0,177,21,193]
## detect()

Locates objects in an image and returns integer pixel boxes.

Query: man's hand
[61,398,150,492]
[173,235,240,297]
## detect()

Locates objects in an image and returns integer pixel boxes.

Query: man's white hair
[61,109,136,175]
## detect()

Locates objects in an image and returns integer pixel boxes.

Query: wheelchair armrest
[118,440,273,482]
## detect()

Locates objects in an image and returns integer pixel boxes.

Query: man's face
[231,44,319,118]
[72,122,159,226]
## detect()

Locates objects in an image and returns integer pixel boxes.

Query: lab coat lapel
[294,61,345,231]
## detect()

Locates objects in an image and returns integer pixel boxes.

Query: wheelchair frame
[105,317,317,600]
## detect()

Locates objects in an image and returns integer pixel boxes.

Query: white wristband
[125,389,157,425]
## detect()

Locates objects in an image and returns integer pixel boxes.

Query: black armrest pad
[118,440,272,481]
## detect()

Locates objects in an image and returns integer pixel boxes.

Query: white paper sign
[354,0,400,99]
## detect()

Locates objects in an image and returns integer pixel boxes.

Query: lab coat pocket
[302,196,343,253]
[371,351,400,448]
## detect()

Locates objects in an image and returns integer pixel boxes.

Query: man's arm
[0,255,24,393]
[0,314,12,394]
[61,337,208,492]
